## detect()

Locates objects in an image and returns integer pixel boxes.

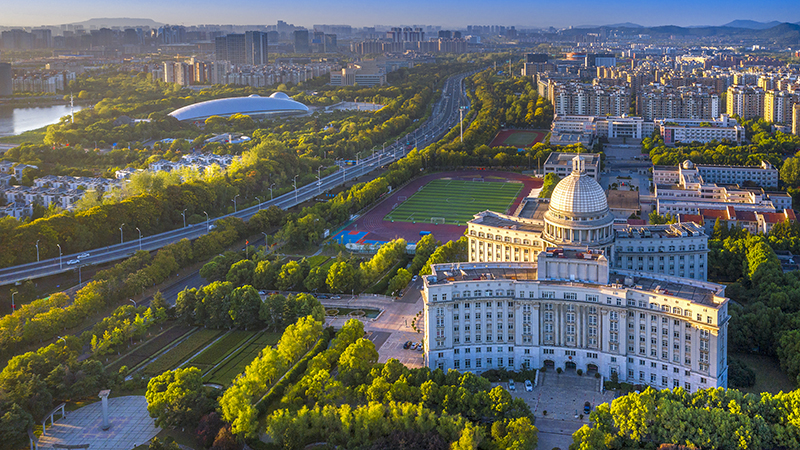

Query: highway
[0,69,477,287]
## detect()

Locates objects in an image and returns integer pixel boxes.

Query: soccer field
[384,179,522,224]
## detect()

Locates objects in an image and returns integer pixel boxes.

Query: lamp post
[130,299,137,308]
[262,232,269,252]
[181,209,187,228]
[11,291,17,311]
[78,264,82,287]
[57,243,62,269]
[269,183,275,201]
[136,227,142,251]
[459,106,466,143]
[119,223,124,244]
[203,211,209,231]
[35,240,40,262]
[293,175,299,203]
[232,194,239,213]
[256,196,263,210]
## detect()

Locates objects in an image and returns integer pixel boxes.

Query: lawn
[203,331,281,387]
[384,179,522,224]
[185,330,254,374]
[501,131,547,147]
[141,328,224,376]
[106,324,193,373]
[307,255,329,267]
[733,353,796,395]
[0,125,47,144]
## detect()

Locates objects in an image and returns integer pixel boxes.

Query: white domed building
[542,156,615,254]
[169,93,309,122]
[467,154,709,281]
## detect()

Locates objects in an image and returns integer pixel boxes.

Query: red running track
[342,170,542,245]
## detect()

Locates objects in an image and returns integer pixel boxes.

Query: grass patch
[0,125,48,144]
[133,427,199,450]
[186,330,253,374]
[733,353,796,395]
[366,255,410,295]
[106,324,193,373]
[384,179,521,224]
[141,328,223,376]
[204,331,281,387]
[324,307,381,319]
[307,255,329,267]
[500,130,547,147]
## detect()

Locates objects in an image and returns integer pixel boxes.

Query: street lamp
[119,223,125,244]
[269,183,275,201]
[57,243,62,269]
[293,175,299,203]
[262,232,269,252]
[35,240,40,262]
[11,291,17,311]
[136,227,142,251]
[130,299,137,308]
[256,196,263,210]
[460,106,467,142]
[203,211,209,231]
[181,209,187,228]
[232,194,240,213]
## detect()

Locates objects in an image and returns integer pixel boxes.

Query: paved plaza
[37,396,160,450]
[322,287,425,368]
[502,371,617,450]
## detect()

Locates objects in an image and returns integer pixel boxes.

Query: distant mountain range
[558,22,800,45]
[67,18,164,28]
[721,20,785,29]
[576,19,799,30]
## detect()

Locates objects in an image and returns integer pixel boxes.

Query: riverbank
[0,125,48,145]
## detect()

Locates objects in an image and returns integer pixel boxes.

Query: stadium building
[422,155,729,392]
[169,93,308,122]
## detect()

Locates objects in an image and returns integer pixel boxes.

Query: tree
[276,260,304,291]
[175,288,197,324]
[196,412,225,448]
[304,266,328,292]
[145,367,215,428]
[228,285,263,330]
[780,156,800,187]
[148,437,182,450]
[0,403,34,449]
[387,268,412,296]
[338,338,379,386]
[259,293,287,331]
[326,261,358,293]
[210,426,242,450]
[226,260,255,286]
[538,173,560,198]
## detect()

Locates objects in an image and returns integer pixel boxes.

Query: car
[584,402,591,415]
[330,295,341,300]
[417,343,423,351]
[258,290,267,295]
[78,253,90,258]
[412,275,418,282]
[508,379,515,391]
[67,259,80,265]
[403,341,412,349]
[411,342,419,350]
[525,380,533,392]
[316,294,329,299]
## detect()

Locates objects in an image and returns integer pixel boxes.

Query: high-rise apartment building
[0,63,11,96]
[214,32,267,65]
[793,104,800,136]
[764,90,800,124]
[293,30,310,53]
[727,85,764,120]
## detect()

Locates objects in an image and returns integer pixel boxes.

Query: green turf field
[384,179,522,224]
[501,131,546,147]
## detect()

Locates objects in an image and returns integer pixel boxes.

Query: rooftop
[469,210,543,232]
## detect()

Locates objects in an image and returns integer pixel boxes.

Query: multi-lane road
[0,69,477,287]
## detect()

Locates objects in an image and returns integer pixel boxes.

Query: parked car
[316,294,329,299]
[584,402,591,415]
[525,380,533,391]
[67,259,80,265]
[417,343,423,351]
[258,290,267,295]
[508,379,515,391]
[78,253,90,258]
[411,342,419,350]
[403,341,412,349]
[412,275,418,282]
[331,295,341,300]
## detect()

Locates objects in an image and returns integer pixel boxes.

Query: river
[0,104,83,137]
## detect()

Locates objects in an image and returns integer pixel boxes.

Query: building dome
[549,169,608,215]
[169,93,308,121]
[543,155,614,251]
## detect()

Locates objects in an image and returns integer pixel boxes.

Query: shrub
[556,367,563,374]
[577,369,583,376]
[594,372,601,379]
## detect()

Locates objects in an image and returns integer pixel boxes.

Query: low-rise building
[656,115,745,145]
[542,152,600,179]
[654,159,778,189]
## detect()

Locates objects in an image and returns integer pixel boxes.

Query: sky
[1,0,799,29]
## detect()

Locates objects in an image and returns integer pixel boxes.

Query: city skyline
[2,0,800,30]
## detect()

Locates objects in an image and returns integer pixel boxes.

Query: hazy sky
[2,0,799,29]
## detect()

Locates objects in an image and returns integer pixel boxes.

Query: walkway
[37,396,159,450]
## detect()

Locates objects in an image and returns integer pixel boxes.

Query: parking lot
[498,370,617,450]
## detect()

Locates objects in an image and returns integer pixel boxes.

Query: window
[564,292,577,300]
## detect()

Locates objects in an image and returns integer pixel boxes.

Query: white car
[508,379,515,391]
[525,380,533,392]
[67,259,80,265]
[78,253,90,258]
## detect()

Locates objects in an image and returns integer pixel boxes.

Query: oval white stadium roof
[169,93,308,121]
